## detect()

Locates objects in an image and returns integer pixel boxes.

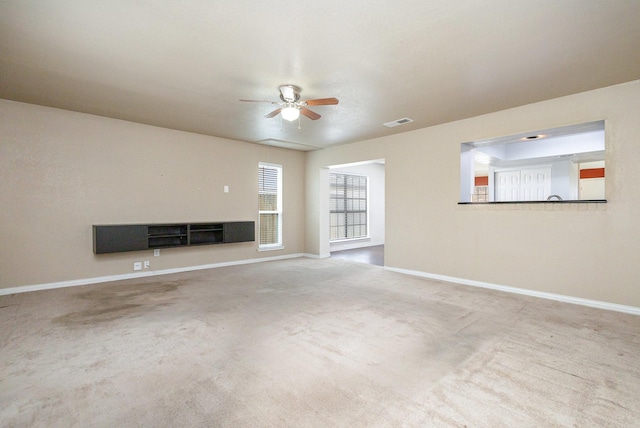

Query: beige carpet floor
[1,258,639,427]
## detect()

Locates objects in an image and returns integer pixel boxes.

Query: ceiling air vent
[383,117,414,128]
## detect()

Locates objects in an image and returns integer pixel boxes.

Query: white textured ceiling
[1,1,640,151]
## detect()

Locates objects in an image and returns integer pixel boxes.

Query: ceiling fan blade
[264,108,282,118]
[240,99,278,104]
[304,97,339,106]
[300,108,321,120]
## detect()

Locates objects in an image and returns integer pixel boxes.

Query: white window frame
[258,162,283,251]
[329,172,369,242]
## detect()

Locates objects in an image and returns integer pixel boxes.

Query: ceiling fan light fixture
[281,105,300,121]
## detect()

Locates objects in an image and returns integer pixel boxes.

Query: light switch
[224,185,229,193]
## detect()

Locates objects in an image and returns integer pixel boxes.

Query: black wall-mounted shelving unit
[93,221,255,254]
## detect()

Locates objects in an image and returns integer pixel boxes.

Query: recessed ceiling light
[522,134,546,140]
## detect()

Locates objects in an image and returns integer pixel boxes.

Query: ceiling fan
[240,85,339,121]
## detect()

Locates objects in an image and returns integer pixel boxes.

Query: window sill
[258,245,285,252]
[458,200,607,205]
[330,237,370,244]
[458,199,607,205]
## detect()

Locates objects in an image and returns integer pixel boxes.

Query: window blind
[330,173,368,240]
[259,164,281,246]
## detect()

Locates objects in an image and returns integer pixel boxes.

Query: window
[460,120,605,203]
[330,173,368,240]
[258,163,282,249]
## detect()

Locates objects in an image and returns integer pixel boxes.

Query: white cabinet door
[495,170,520,201]
[495,167,551,201]
[579,178,605,199]
[521,168,551,201]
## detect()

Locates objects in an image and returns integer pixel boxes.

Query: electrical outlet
[133,262,142,271]
[144,261,150,269]
[154,249,160,257]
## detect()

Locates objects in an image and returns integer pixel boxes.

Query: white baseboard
[384,266,640,316]
[5,257,638,317]
[0,253,305,296]
[330,239,382,252]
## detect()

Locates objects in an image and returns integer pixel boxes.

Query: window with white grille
[258,163,282,248]
[330,173,368,240]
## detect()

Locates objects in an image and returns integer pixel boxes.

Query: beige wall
[0,100,305,288]
[306,80,640,308]
[3,81,639,308]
